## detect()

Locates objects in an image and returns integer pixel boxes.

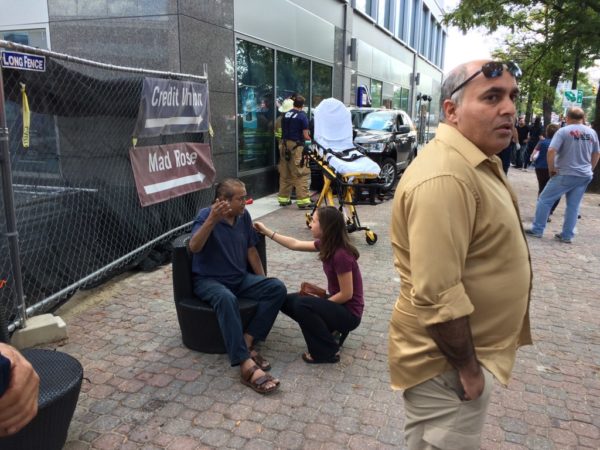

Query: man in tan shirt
[389,60,532,449]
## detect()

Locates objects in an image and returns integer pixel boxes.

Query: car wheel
[379,158,398,192]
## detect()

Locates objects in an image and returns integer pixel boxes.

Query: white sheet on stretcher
[319,148,381,177]
[313,98,354,151]
[313,98,381,177]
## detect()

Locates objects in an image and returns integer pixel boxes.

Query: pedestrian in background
[389,60,532,450]
[499,124,519,174]
[526,116,543,165]
[531,123,560,220]
[526,107,599,243]
[515,116,530,169]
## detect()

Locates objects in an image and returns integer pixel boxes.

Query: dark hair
[316,206,359,262]
[545,123,559,139]
[214,178,245,201]
[293,95,305,108]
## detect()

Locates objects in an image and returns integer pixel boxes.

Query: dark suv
[353,109,418,191]
[348,107,382,139]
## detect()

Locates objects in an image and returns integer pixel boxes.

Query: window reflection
[277,52,310,106]
[370,80,382,107]
[311,62,332,109]
[236,40,332,173]
[236,40,275,172]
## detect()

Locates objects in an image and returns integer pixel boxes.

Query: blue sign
[1,50,46,72]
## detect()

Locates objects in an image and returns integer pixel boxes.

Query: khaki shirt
[389,123,532,390]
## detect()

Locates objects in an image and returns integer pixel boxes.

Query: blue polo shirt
[281,109,309,142]
[191,207,259,287]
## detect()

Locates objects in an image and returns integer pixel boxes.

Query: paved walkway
[52,168,600,449]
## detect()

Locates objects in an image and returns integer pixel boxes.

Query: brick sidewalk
[53,168,599,449]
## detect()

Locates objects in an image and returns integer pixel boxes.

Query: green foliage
[444,0,600,125]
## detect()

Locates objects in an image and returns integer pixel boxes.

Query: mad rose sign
[130,77,215,206]
[129,142,216,207]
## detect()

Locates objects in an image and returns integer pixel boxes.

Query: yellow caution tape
[20,83,30,148]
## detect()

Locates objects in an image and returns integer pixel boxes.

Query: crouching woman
[254,206,363,363]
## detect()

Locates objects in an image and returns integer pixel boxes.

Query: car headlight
[362,142,386,153]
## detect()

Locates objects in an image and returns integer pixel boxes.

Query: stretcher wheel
[305,212,313,228]
[365,230,378,245]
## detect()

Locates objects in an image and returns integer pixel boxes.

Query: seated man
[0,342,40,436]
[189,178,286,394]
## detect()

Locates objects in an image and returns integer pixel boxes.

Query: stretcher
[305,98,384,245]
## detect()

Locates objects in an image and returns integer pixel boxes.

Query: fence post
[0,66,28,332]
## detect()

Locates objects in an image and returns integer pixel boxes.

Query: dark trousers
[281,293,360,360]
[193,274,287,366]
[499,144,513,174]
[535,168,559,214]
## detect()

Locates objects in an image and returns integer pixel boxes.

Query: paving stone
[56,171,600,449]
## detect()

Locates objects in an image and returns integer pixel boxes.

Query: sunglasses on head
[450,61,522,97]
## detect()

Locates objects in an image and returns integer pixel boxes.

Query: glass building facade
[236,39,332,174]
[1,0,444,197]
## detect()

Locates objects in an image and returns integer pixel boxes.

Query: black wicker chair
[171,233,267,354]
[0,348,83,450]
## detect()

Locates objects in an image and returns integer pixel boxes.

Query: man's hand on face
[458,360,485,401]
[208,199,232,222]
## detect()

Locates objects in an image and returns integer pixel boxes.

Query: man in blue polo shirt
[278,95,313,208]
[189,178,286,394]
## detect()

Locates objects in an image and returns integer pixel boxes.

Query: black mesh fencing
[0,42,214,337]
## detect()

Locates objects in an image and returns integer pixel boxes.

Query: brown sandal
[241,364,279,395]
[249,346,271,371]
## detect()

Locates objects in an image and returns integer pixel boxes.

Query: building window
[440,32,446,68]
[378,0,394,31]
[370,79,383,107]
[420,6,429,56]
[276,51,310,107]
[311,62,332,109]
[429,17,437,62]
[410,0,419,49]
[355,0,374,18]
[236,40,275,172]
[397,0,408,41]
[400,87,410,111]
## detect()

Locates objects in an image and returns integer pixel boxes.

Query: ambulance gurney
[304,98,384,245]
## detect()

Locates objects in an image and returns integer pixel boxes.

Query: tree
[445,0,600,191]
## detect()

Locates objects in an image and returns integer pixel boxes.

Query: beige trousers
[278,140,310,201]
[403,368,494,450]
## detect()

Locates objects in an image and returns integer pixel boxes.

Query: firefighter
[278,95,312,208]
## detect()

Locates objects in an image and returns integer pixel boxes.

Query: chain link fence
[0,41,214,338]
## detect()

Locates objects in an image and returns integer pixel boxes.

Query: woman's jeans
[193,274,286,366]
[530,174,593,240]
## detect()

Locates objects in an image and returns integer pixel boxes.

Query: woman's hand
[253,221,270,236]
